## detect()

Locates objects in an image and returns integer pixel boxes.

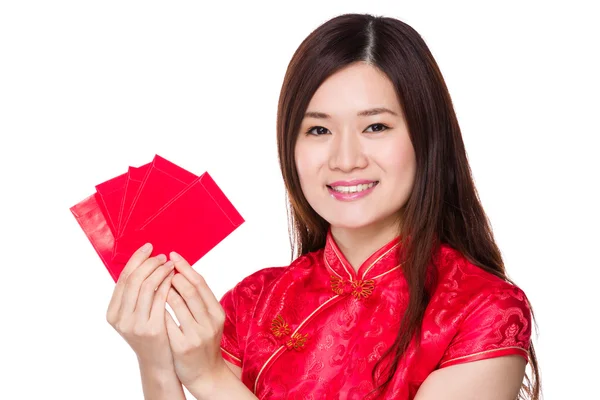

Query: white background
[1,1,598,399]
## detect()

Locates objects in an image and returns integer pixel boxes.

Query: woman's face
[295,62,416,233]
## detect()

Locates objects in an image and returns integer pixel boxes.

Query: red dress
[219,231,532,399]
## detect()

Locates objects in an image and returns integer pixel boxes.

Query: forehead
[307,62,401,115]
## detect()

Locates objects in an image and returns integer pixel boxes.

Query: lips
[326,180,379,201]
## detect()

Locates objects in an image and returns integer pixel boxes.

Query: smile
[328,182,377,193]
[326,181,379,201]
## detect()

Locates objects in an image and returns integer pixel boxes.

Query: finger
[107,243,153,320]
[165,309,184,345]
[170,251,221,316]
[166,287,197,334]
[119,253,168,317]
[171,273,208,323]
[149,269,175,323]
[134,261,176,320]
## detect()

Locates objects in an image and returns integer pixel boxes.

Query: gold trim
[439,346,529,367]
[254,346,285,393]
[327,236,401,281]
[293,295,340,333]
[370,264,402,281]
[329,241,354,280]
[361,242,400,279]
[220,347,242,363]
[324,252,344,280]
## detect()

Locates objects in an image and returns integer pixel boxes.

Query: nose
[328,130,368,172]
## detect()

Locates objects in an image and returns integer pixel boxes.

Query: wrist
[187,361,232,399]
[138,360,185,400]
[137,358,178,380]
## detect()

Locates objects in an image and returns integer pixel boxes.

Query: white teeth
[330,182,376,193]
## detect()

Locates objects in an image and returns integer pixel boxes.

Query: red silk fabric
[220,231,531,399]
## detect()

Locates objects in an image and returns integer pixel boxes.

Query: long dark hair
[276,13,540,400]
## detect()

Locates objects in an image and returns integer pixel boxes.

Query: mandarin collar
[323,229,402,282]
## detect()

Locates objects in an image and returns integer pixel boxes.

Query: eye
[364,123,389,133]
[306,126,331,136]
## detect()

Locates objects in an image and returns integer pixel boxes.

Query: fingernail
[156,254,167,263]
[164,261,174,269]
[141,243,152,253]
[170,251,182,262]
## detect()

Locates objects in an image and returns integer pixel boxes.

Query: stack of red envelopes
[70,155,244,282]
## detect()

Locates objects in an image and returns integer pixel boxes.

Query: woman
[106,13,541,400]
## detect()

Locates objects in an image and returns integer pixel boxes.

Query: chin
[325,213,380,231]
[323,206,402,234]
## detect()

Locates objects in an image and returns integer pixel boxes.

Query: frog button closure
[330,276,375,299]
[270,314,308,351]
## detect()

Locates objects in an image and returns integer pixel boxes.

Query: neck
[330,217,401,272]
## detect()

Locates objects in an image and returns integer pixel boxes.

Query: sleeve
[218,266,284,368]
[219,285,243,367]
[438,285,532,368]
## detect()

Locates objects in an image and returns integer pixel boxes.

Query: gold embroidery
[331,276,376,299]
[270,314,291,337]
[330,275,347,295]
[270,315,309,350]
[285,332,309,350]
[351,279,375,299]
[256,296,343,393]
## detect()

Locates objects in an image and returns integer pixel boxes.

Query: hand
[164,251,229,389]
[106,243,177,369]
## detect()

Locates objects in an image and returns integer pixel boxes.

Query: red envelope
[70,194,126,281]
[116,163,150,237]
[113,172,244,266]
[116,155,197,244]
[95,172,127,236]
[71,154,244,281]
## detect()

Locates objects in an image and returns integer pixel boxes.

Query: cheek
[294,141,329,208]
[398,147,417,180]
[294,143,309,181]
[294,143,316,197]
[294,141,323,182]
[380,139,417,185]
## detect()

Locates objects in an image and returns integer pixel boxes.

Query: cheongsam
[219,230,531,399]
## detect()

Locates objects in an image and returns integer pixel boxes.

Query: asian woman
[106,13,541,400]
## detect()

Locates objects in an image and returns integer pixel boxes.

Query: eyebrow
[304,107,399,119]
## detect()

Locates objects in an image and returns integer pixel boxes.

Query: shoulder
[223,250,320,303]
[431,244,532,367]
[434,244,530,303]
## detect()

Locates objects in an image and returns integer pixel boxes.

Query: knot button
[331,276,375,299]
